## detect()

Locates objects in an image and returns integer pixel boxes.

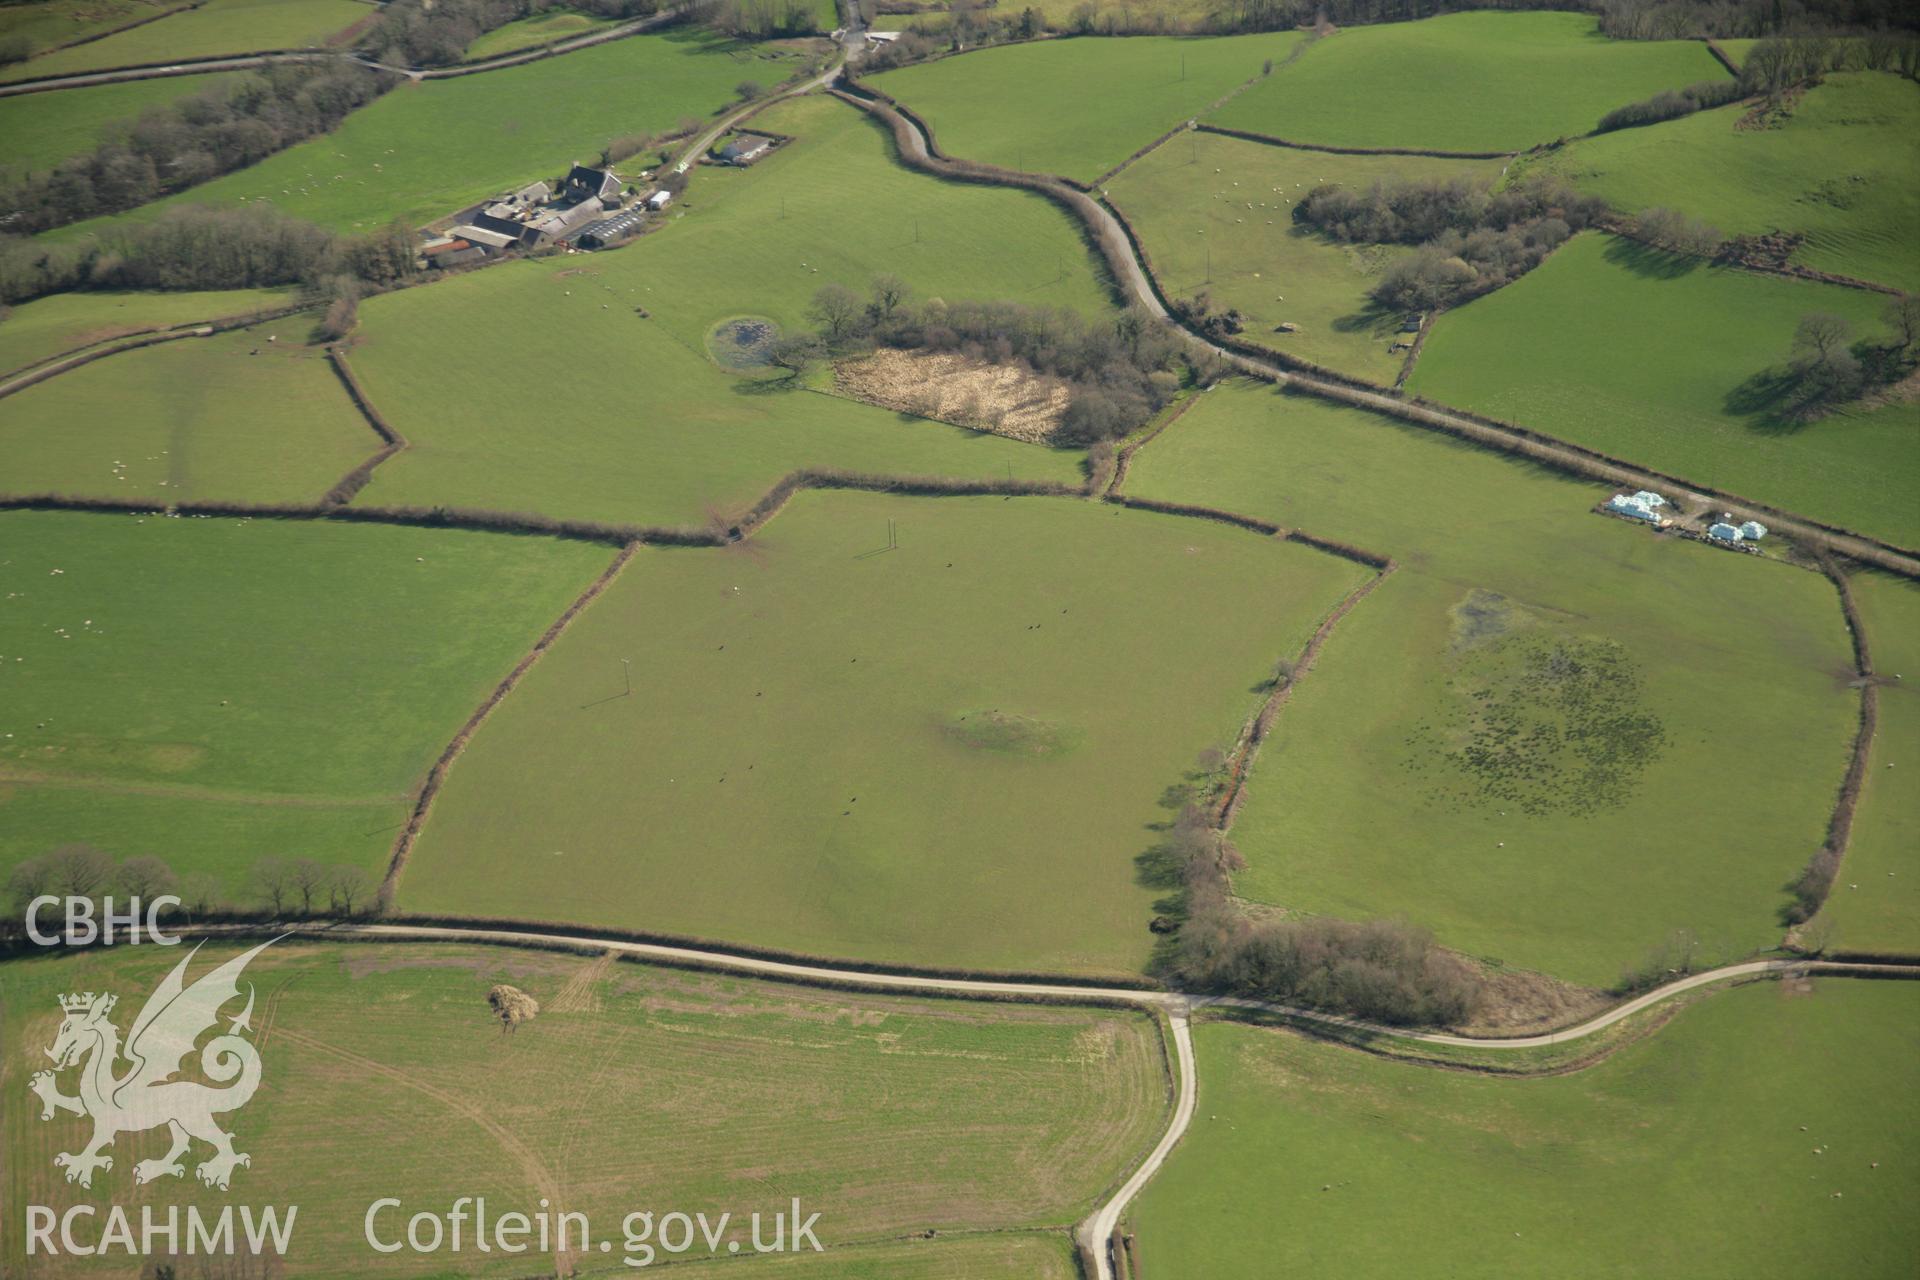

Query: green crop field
[461,9,623,60]
[346,94,1106,528]
[1133,980,1920,1277]
[1534,73,1920,292]
[1108,130,1498,381]
[1125,379,1857,986]
[0,941,1165,1274]
[1410,232,1920,549]
[402,490,1370,977]
[1813,569,1920,955]
[1209,12,1726,153]
[50,29,788,237]
[0,326,377,504]
[0,286,296,376]
[0,71,241,173]
[0,510,610,893]
[867,33,1301,181]
[0,0,367,82]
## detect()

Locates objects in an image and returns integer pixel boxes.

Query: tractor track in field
[172,922,1919,1280]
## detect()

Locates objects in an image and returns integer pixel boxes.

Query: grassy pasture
[0,0,190,58]
[866,33,1302,181]
[1410,232,1919,549]
[1534,73,1920,292]
[0,71,241,173]
[1209,12,1726,152]
[0,941,1165,1274]
[1108,130,1498,381]
[347,94,1104,528]
[461,8,623,60]
[1134,980,1920,1277]
[1125,379,1858,986]
[0,510,610,894]
[0,286,296,376]
[403,490,1371,977]
[0,0,368,82]
[1813,569,1920,955]
[669,1234,1079,1277]
[51,29,783,236]
[0,327,377,505]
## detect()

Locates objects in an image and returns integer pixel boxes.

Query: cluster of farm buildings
[1606,490,1769,546]
[420,133,780,268]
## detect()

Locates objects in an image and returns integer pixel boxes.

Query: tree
[869,273,910,321]
[1884,294,1920,354]
[290,858,329,915]
[734,79,765,102]
[329,865,371,917]
[253,856,294,916]
[1793,311,1853,365]
[766,332,823,377]
[807,283,863,343]
[116,855,178,901]
[48,844,115,899]
[5,855,53,912]
[178,872,224,920]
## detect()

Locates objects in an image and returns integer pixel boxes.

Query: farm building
[1606,490,1669,525]
[646,189,673,211]
[446,224,518,255]
[575,206,648,249]
[563,163,622,204]
[717,134,775,166]
[420,236,486,268]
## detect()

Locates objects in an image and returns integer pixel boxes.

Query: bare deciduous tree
[252,857,294,917]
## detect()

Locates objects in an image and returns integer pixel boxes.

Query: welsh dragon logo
[28,939,277,1191]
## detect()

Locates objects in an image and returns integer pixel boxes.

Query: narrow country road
[182,920,1918,1280]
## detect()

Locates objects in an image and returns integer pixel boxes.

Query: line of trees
[1293,173,1608,313]
[1738,298,1920,422]
[1152,804,1483,1025]
[1597,0,1918,41]
[0,62,394,236]
[1594,77,1746,132]
[694,0,823,39]
[2,844,380,941]
[779,276,1186,443]
[0,204,418,305]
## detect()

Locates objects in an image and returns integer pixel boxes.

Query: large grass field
[1133,979,1920,1277]
[0,326,377,504]
[0,71,241,173]
[1208,12,1726,152]
[1534,73,1920,292]
[1108,130,1498,381]
[403,490,1371,977]
[1125,379,1858,986]
[0,0,190,58]
[867,33,1302,181]
[0,511,610,894]
[1813,569,1920,955]
[1410,233,1920,549]
[0,0,367,81]
[347,94,1106,528]
[0,941,1165,1274]
[0,286,296,376]
[461,8,624,60]
[50,29,785,236]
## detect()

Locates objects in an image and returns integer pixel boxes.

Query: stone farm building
[717,134,775,166]
[452,164,629,253]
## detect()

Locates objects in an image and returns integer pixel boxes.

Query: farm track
[177,921,1920,1280]
[831,79,1920,580]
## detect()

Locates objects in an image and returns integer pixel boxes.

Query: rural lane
[186,921,1918,1280]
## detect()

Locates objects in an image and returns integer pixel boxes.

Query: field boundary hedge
[1596,215,1902,296]
[1699,35,1741,77]
[0,324,210,400]
[1193,121,1522,161]
[10,0,204,62]
[0,299,313,384]
[320,345,407,505]
[377,540,640,909]
[1793,553,1882,931]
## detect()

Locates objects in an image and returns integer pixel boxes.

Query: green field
[403,490,1370,976]
[867,33,1302,181]
[51,29,785,236]
[1410,232,1920,549]
[1813,569,1920,955]
[0,941,1164,1274]
[0,326,377,504]
[1534,73,1920,292]
[0,0,367,81]
[462,8,623,60]
[1134,980,1920,1277]
[1125,379,1858,986]
[347,94,1106,528]
[0,285,296,376]
[0,70,240,173]
[0,510,610,894]
[1209,12,1726,152]
[1108,130,1498,381]
[0,0,190,58]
